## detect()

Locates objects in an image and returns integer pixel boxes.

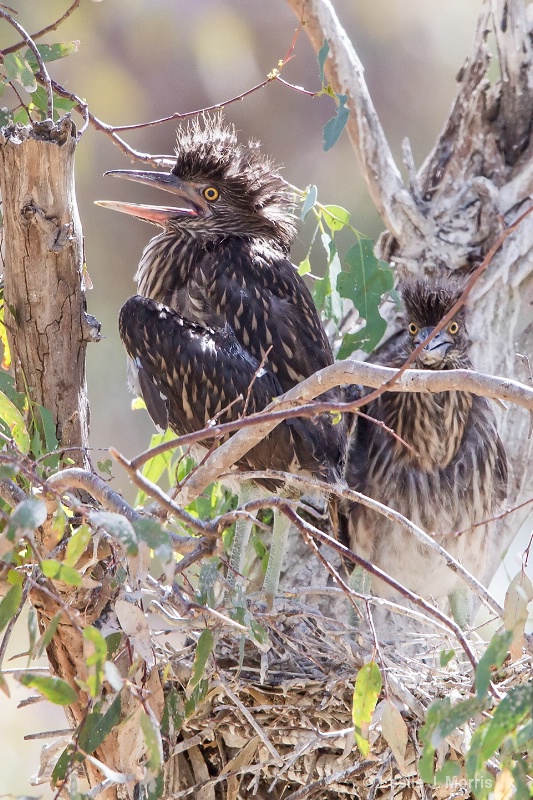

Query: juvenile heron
[343,280,508,641]
[97,115,344,600]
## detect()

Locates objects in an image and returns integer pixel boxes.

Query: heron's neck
[135,229,207,303]
[382,390,473,470]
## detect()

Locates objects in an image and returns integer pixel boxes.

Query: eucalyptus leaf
[352,661,382,756]
[323,93,349,151]
[19,673,77,705]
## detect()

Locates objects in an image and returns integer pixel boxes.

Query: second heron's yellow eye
[203,187,219,201]
[408,322,418,335]
[448,321,459,335]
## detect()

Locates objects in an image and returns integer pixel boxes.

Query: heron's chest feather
[380,390,472,471]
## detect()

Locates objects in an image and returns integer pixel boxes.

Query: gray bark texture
[287,0,533,567]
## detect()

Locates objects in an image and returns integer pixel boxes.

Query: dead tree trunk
[0,116,98,467]
[287,0,533,568]
[0,117,115,795]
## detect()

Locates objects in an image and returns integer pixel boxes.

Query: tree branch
[166,360,533,506]
[285,0,423,239]
[228,469,504,620]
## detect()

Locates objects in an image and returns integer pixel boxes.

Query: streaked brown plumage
[100,115,344,482]
[343,280,508,639]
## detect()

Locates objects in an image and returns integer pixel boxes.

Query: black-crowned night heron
[342,280,508,641]
[98,114,345,602]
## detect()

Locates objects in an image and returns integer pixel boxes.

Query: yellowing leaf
[352,661,382,756]
[0,391,30,453]
[494,769,515,800]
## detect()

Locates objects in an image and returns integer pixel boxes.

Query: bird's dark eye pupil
[409,323,418,335]
[449,322,459,334]
[203,187,219,201]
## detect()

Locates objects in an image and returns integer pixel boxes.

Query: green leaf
[65,524,92,567]
[135,429,177,506]
[161,687,185,739]
[352,661,382,756]
[297,256,311,276]
[41,559,82,586]
[97,458,113,477]
[300,184,318,221]
[323,93,349,151]
[479,683,533,763]
[0,391,30,453]
[337,238,394,356]
[439,648,455,667]
[434,759,461,785]
[475,629,512,699]
[419,699,449,784]
[27,605,38,656]
[317,39,329,84]
[140,710,163,774]
[322,204,351,232]
[0,463,18,481]
[83,626,108,699]
[0,107,11,127]
[184,678,208,717]
[4,52,37,93]
[35,612,61,658]
[19,673,77,705]
[312,233,343,323]
[25,41,79,68]
[51,745,75,783]
[132,517,172,565]
[35,403,59,454]
[89,511,138,555]
[187,629,214,694]
[0,582,23,632]
[429,696,484,748]
[77,693,121,755]
[7,498,47,542]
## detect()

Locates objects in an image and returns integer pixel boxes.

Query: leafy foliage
[419,627,533,799]
[0,41,78,125]
[298,184,393,357]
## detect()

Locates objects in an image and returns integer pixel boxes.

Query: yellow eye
[202,186,219,201]
[408,322,418,335]
[448,321,459,335]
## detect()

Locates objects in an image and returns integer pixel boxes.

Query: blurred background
[2,1,530,797]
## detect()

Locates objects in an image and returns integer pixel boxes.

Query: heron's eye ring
[203,187,219,201]
[408,322,418,336]
[448,321,459,335]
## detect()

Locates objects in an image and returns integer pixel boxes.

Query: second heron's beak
[95,169,211,226]
[414,326,454,367]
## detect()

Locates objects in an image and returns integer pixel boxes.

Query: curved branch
[171,360,533,506]
[45,468,142,522]
[285,0,422,238]
[228,469,504,619]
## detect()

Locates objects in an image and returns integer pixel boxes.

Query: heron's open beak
[414,327,454,367]
[95,169,210,226]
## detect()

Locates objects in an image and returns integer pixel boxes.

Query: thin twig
[1,0,82,56]
[0,8,53,117]
[231,469,504,619]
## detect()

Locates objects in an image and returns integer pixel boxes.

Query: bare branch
[230,469,504,620]
[45,468,143,522]
[285,0,422,238]
[275,500,484,678]
[170,360,533,506]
